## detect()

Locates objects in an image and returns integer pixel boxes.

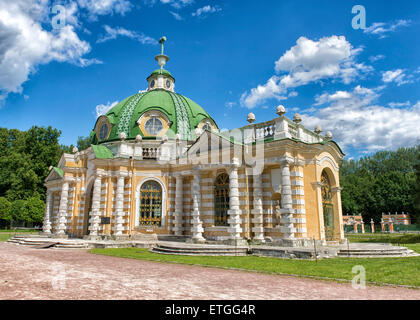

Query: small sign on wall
[101,217,111,225]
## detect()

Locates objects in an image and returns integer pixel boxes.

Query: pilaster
[227,158,243,241]
[251,173,264,241]
[42,191,52,234]
[190,169,205,242]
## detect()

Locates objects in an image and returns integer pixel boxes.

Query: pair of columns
[173,170,205,242]
[251,159,295,241]
[88,172,127,237]
[173,163,243,242]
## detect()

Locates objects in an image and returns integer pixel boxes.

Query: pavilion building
[43,37,345,246]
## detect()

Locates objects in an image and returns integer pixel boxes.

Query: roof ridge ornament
[155,36,169,70]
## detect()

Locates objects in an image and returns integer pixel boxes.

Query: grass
[346,233,420,244]
[0,231,37,242]
[90,244,420,288]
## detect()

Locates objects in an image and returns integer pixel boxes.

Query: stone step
[150,247,247,256]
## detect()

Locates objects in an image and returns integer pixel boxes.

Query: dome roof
[91,88,218,144]
[147,69,175,81]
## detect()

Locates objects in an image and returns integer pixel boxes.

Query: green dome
[91,89,218,144]
[147,69,175,81]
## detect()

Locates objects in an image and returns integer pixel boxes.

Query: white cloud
[77,0,132,20]
[364,19,411,38]
[192,5,221,17]
[96,100,119,117]
[302,86,420,153]
[241,35,370,108]
[146,0,194,9]
[388,101,410,108]
[97,25,157,44]
[240,76,287,109]
[369,54,385,62]
[0,0,100,101]
[381,69,412,86]
[169,11,183,20]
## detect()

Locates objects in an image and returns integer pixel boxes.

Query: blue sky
[0,0,419,158]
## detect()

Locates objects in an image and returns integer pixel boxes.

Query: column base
[271,238,313,247]
[52,234,68,239]
[187,237,206,244]
[113,235,130,241]
[84,235,101,240]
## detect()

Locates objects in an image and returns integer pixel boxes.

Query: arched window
[321,170,334,240]
[139,180,162,226]
[214,173,229,226]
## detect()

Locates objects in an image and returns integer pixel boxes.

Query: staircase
[7,236,89,249]
[150,242,249,256]
[337,243,418,258]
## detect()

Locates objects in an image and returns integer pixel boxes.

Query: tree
[9,200,29,225]
[0,126,64,202]
[0,197,11,227]
[414,145,420,224]
[25,197,45,225]
[340,145,419,223]
[77,136,91,151]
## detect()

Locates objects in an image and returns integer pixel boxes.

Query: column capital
[311,181,323,188]
[231,157,241,167]
[95,170,106,177]
[294,159,305,167]
[117,171,129,178]
[63,176,75,183]
[331,187,342,193]
[280,157,294,166]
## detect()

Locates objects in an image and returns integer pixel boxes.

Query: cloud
[0,0,100,101]
[369,54,385,62]
[388,101,410,108]
[192,5,221,17]
[77,0,132,20]
[381,69,412,86]
[96,100,119,117]
[146,0,194,9]
[241,35,370,108]
[364,19,411,38]
[169,11,183,20]
[301,86,420,153]
[97,25,157,44]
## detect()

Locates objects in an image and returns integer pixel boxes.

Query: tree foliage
[340,146,419,223]
[0,127,91,228]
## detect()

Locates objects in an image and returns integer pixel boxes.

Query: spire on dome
[155,36,169,69]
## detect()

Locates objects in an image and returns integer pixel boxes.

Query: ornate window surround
[134,177,167,228]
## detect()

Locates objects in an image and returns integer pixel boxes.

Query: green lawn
[90,244,420,288]
[0,231,37,242]
[346,233,420,244]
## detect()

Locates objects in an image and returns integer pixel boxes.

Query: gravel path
[0,243,419,300]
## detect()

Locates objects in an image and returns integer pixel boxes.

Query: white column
[56,181,69,235]
[251,174,264,241]
[114,174,126,236]
[88,174,102,237]
[228,159,243,240]
[173,175,183,236]
[43,191,52,234]
[280,159,295,239]
[191,170,205,242]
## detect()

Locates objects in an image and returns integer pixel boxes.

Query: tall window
[214,173,229,226]
[321,171,334,240]
[139,180,162,226]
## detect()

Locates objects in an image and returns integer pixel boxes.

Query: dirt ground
[0,242,419,300]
